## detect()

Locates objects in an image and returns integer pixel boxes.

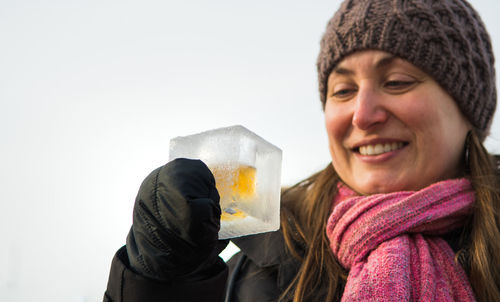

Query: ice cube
[169,125,282,239]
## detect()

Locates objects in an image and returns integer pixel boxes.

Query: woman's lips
[351,140,409,162]
[358,142,405,156]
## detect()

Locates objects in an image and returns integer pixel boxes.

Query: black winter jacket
[104,217,465,302]
[103,230,309,302]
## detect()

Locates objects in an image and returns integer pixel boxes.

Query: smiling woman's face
[324,50,471,194]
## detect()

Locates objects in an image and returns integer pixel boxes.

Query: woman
[104,0,500,301]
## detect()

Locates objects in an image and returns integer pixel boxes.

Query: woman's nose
[352,87,389,129]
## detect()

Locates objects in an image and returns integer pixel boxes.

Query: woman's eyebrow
[332,55,397,75]
[375,55,397,69]
[332,66,353,75]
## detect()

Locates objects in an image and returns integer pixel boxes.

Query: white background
[2,1,500,301]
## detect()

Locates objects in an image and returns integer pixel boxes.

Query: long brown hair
[466,130,500,301]
[279,129,500,302]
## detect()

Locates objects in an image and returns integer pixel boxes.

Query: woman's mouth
[356,142,406,156]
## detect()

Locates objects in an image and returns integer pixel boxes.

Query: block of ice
[169,125,282,239]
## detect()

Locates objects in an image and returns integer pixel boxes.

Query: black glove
[126,158,228,281]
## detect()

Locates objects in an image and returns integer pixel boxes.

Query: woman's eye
[331,87,356,99]
[334,89,353,96]
[384,80,415,90]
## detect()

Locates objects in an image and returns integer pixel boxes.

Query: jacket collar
[231,230,301,290]
[231,230,285,267]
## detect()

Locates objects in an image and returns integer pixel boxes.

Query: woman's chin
[350,176,414,195]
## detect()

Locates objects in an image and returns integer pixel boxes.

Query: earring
[464,131,472,173]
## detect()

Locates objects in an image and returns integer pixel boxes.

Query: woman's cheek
[324,103,351,139]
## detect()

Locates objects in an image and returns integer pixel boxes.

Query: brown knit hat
[317,0,496,137]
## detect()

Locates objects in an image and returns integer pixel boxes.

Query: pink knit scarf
[326,178,476,301]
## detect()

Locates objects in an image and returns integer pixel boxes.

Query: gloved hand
[126,158,228,281]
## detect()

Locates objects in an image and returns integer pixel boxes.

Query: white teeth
[358,142,404,156]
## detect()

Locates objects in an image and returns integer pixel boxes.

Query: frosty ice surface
[169,125,282,239]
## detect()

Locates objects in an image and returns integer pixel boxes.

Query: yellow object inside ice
[221,207,247,221]
[211,165,256,201]
[211,164,256,222]
[232,165,256,199]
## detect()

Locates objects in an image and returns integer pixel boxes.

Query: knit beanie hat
[317,0,496,137]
